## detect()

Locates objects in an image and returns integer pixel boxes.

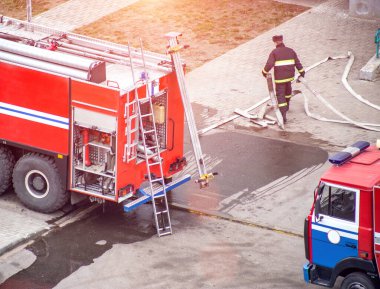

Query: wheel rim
[348,282,366,289]
[25,170,49,199]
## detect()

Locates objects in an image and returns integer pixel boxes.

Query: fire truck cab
[303,141,380,289]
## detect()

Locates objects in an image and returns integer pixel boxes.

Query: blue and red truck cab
[303,141,380,289]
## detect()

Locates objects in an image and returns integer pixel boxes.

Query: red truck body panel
[0,61,70,154]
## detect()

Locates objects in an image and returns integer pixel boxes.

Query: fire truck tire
[341,272,375,289]
[0,146,15,195]
[12,153,68,213]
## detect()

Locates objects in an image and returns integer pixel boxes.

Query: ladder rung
[129,128,139,134]
[158,227,172,232]
[156,210,168,215]
[124,113,138,119]
[143,129,155,134]
[148,162,161,167]
[139,97,150,103]
[141,113,153,118]
[158,232,172,237]
[146,153,159,159]
[146,145,158,151]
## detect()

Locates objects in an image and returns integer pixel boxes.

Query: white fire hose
[298,52,380,132]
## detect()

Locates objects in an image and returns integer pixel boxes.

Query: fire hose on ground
[198,52,380,134]
[299,51,380,132]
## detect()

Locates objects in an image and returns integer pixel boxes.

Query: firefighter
[262,35,305,123]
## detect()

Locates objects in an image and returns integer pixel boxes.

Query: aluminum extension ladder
[127,41,172,237]
[123,90,139,163]
[165,32,215,188]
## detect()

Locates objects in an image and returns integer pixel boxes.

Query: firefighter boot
[279,106,287,124]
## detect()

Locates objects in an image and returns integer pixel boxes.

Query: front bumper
[303,262,312,283]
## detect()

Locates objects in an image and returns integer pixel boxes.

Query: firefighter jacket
[262,43,304,84]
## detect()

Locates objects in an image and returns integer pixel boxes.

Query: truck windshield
[319,184,356,222]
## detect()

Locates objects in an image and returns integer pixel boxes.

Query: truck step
[123,174,191,212]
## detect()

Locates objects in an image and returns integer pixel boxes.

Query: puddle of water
[0,205,155,289]
[178,130,328,211]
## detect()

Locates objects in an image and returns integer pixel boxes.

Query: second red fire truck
[304,141,380,289]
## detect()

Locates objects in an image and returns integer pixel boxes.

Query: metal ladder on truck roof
[125,40,173,237]
[165,32,216,188]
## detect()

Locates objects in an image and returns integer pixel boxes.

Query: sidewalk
[0,194,63,256]
[33,0,140,31]
[187,0,380,149]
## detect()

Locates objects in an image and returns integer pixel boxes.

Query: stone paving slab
[33,0,140,31]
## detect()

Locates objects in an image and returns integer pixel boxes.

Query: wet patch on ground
[0,205,155,289]
[178,130,328,211]
[232,122,336,150]
[191,102,219,128]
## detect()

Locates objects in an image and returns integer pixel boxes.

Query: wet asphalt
[0,131,328,288]
[175,131,327,212]
[0,205,156,289]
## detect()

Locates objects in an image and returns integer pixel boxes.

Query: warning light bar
[329,141,370,166]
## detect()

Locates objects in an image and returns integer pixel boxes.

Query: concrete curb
[360,54,380,81]
[0,228,48,257]
[0,203,99,257]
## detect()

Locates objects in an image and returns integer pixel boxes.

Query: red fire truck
[0,16,208,236]
[303,141,380,288]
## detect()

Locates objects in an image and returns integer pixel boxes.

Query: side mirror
[315,184,325,222]
[315,195,321,221]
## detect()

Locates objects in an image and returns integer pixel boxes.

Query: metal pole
[26,0,32,22]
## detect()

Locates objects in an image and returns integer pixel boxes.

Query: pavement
[0,0,379,287]
[176,0,380,236]
[0,194,63,256]
[33,0,140,31]
[0,206,318,289]
[187,0,380,149]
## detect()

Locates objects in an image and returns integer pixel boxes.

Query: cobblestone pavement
[186,0,380,148]
[33,0,140,31]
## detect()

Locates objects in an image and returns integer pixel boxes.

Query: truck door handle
[345,243,357,249]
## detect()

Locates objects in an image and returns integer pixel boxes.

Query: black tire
[341,272,376,289]
[0,145,15,195]
[12,153,68,213]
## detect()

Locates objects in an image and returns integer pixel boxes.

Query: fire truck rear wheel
[12,153,68,213]
[341,272,375,289]
[0,145,15,195]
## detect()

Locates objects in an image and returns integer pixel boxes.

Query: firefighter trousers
[275,81,292,122]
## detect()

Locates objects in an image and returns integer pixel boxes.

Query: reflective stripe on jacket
[262,43,303,84]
